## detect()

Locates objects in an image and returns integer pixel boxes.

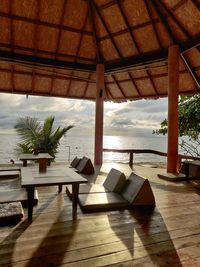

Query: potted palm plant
[14,116,74,159]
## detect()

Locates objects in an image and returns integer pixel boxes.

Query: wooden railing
[103,148,199,167]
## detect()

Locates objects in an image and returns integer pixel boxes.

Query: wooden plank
[0,163,200,266]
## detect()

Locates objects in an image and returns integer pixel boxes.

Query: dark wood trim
[111,74,126,98]
[116,0,158,95]
[0,37,198,74]
[0,11,93,36]
[55,0,68,56]
[150,0,177,44]
[191,0,200,11]
[0,87,197,100]
[127,72,142,97]
[0,42,95,63]
[93,1,123,58]
[158,0,191,38]
[144,0,162,48]
[0,50,96,72]
[0,67,96,83]
[88,0,103,63]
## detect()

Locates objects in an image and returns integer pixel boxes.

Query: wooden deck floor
[0,163,200,267]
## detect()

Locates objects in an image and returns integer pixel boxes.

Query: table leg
[72,183,79,220]
[27,186,35,222]
[23,160,27,167]
[58,185,62,193]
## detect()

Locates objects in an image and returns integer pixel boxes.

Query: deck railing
[103,148,199,167]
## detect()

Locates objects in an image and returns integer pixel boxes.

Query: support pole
[94,64,105,165]
[167,45,179,173]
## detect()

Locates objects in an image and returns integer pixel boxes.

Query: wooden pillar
[167,45,179,173]
[94,64,105,165]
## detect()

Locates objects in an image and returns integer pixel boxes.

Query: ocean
[0,129,168,164]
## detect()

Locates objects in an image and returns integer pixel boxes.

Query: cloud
[0,93,168,136]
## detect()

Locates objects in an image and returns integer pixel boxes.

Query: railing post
[129,152,133,167]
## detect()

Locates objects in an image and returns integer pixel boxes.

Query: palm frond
[15,117,41,144]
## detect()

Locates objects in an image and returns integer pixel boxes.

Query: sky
[0,92,168,137]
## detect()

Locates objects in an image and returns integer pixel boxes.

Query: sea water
[0,129,168,164]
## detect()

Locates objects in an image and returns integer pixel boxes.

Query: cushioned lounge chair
[78,172,155,212]
[66,168,126,199]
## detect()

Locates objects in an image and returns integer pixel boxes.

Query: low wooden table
[19,153,54,167]
[183,160,200,180]
[21,166,88,222]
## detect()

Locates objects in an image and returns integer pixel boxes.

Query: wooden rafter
[116,0,158,95]
[158,0,190,38]
[0,67,96,83]
[0,11,93,36]
[150,0,177,44]
[144,0,162,48]
[0,42,95,63]
[50,0,68,96]
[111,74,126,98]
[191,0,200,11]
[83,72,92,98]
[88,0,102,63]
[9,0,15,93]
[0,33,199,75]
[32,0,41,94]
[66,8,89,97]
[93,1,123,58]
[153,0,200,89]
[127,72,142,97]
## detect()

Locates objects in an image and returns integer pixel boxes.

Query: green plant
[15,116,74,158]
[153,95,200,157]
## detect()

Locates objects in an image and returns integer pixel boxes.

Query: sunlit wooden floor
[0,163,200,267]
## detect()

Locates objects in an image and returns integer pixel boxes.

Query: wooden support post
[167,45,179,173]
[129,152,133,168]
[94,64,105,165]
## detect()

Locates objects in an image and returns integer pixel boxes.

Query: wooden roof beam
[116,0,158,96]
[93,1,123,58]
[88,0,103,63]
[0,50,96,72]
[106,34,200,73]
[150,0,177,44]
[0,11,93,36]
[0,36,198,74]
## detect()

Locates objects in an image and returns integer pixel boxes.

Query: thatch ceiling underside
[0,0,199,102]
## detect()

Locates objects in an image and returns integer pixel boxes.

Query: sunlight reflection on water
[0,132,168,164]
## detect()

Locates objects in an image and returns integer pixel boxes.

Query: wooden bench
[0,189,38,207]
[0,166,20,172]
[183,160,200,180]
[0,171,20,178]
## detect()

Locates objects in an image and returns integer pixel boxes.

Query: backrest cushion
[103,168,126,193]
[76,157,94,174]
[70,157,81,168]
[121,172,155,205]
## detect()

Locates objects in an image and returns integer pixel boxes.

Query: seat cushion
[78,192,129,212]
[0,189,39,207]
[103,168,126,193]
[66,184,109,198]
[0,202,24,222]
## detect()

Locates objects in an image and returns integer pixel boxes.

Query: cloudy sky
[0,93,168,137]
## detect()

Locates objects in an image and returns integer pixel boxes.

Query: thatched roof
[0,0,199,102]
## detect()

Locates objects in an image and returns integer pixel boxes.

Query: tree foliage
[153,94,200,156]
[15,116,74,157]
